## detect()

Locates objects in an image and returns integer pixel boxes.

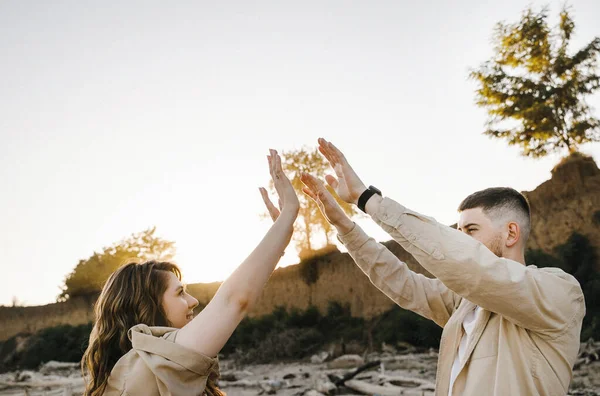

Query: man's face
[458,207,504,257]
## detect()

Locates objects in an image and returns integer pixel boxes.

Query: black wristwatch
[357,185,382,213]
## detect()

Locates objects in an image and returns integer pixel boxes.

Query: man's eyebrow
[463,223,479,228]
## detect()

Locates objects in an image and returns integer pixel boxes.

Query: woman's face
[161,271,199,328]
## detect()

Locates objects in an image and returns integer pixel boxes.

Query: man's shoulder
[527,264,581,285]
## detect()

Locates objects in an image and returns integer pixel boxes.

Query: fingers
[267,154,273,181]
[300,172,323,195]
[259,187,273,207]
[318,138,347,167]
[268,149,276,179]
[302,186,317,202]
[318,138,336,166]
[268,148,285,182]
[266,149,300,215]
[327,141,345,164]
[276,150,282,175]
[324,174,339,190]
[271,148,278,177]
[301,172,333,204]
[301,173,345,227]
[259,187,280,221]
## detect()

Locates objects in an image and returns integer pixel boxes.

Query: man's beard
[488,234,504,257]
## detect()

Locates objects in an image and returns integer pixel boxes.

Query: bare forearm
[217,210,296,310]
[333,216,355,235]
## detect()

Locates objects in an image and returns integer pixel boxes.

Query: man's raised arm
[316,138,584,336]
[300,172,459,327]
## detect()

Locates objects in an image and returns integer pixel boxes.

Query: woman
[82,149,299,396]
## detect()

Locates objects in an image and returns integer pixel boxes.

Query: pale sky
[1,1,599,306]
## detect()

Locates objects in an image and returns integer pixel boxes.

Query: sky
[1,0,599,306]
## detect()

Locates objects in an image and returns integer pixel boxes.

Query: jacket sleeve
[339,223,460,327]
[367,197,585,336]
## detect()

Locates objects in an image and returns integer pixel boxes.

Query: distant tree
[471,5,600,157]
[265,147,359,257]
[11,296,22,307]
[58,227,175,301]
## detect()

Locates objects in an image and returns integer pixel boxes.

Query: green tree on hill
[58,227,175,301]
[471,5,600,157]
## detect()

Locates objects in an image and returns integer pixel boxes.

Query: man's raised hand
[300,172,354,235]
[317,138,367,205]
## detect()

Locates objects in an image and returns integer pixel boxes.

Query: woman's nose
[189,295,199,310]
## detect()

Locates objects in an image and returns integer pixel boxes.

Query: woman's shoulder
[128,323,219,372]
[106,324,220,395]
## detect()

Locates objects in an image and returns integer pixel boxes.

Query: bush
[593,210,600,226]
[556,233,597,284]
[317,302,364,343]
[526,232,600,341]
[525,249,564,269]
[16,323,92,370]
[287,305,322,328]
[373,306,442,349]
[221,300,444,362]
[299,257,320,286]
[242,328,325,363]
[0,336,20,372]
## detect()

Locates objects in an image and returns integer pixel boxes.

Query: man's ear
[506,222,520,248]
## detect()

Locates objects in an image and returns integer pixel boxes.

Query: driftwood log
[345,379,434,395]
[334,360,380,386]
[381,375,435,389]
[574,339,600,370]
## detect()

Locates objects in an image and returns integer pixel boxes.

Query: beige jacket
[103,324,219,396]
[339,197,585,396]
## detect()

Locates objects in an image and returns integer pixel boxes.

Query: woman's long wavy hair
[81,260,224,396]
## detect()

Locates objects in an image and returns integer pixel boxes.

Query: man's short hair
[458,187,531,241]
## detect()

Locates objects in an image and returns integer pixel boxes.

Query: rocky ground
[0,341,598,395]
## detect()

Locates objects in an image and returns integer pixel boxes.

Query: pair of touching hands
[259,139,370,235]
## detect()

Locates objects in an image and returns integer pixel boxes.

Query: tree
[266,147,359,257]
[11,296,22,307]
[58,226,176,301]
[471,5,600,157]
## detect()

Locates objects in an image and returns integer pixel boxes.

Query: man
[300,138,585,396]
